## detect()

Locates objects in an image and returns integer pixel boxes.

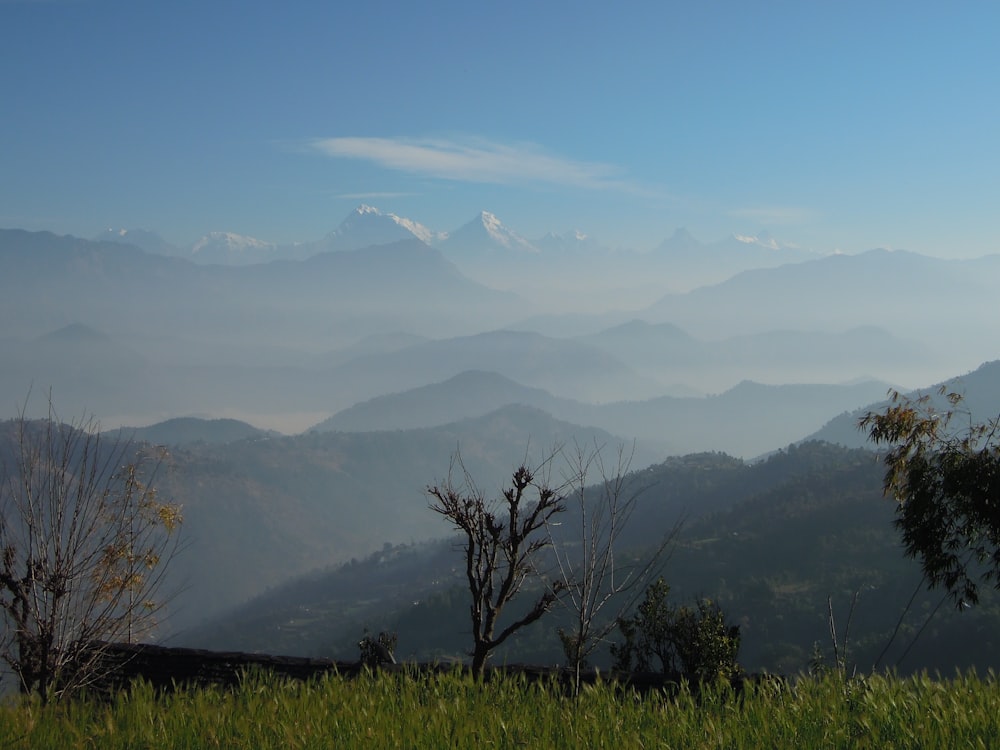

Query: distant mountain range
[640,249,1000,386]
[436,210,539,256]
[313,368,894,459]
[0,229,515,345]
[96,356,1000,644]
[99,205,543,265]
[2,225,998,434]
[646,249,1000,338]
[315,329,667,406]
[176,356,1000,672]
[8,200,1000,680]
[6,353,1000,664]
[314,204,440,255]
[96,204,819,286]
[805,359,1000,449]
[577,320,924,391]
[118,404,637,629]
[120,417,273,446]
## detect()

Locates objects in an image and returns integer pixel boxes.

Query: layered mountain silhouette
[314,367,893,459]
[805,359,1000,449]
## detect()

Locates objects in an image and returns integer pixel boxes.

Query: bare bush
[0,398,182,701]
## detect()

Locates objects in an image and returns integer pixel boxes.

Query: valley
[2,209,999,676]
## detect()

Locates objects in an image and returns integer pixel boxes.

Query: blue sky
[2,0,998,257]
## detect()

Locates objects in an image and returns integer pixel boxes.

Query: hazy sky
[2,1,998,257]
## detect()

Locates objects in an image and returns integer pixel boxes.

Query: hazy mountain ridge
[176,447,781,656]
[0,229,518,351]
[2,226,998,436]
[317,329,667,406]
[805,359,1000,449]
[10,353,1000,670]
[577,319,923,390]
[311,370,559,432]
[190,231,279,265]
[314,368,894,459]
[98,227,182,256]
[140,404,638,629]
[646,249,1000,339]
[119,417,272,446]
[182,440,1000,676]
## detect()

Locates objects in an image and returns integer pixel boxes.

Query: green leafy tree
[860,388,1000,607]
[612,577,741,682]
[358,629,397,667]
[670,599,742,682]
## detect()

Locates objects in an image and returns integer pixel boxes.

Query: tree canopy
[861,388,1000,608]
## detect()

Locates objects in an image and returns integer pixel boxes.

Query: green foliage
[611,577,741,681]
[357,629,397,666]
[861,388,1000,607]
[670,599,742,682]
[2,670,1000,748]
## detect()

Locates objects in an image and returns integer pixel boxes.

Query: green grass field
[1,669,997,749]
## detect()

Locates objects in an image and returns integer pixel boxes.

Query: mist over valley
[2,207,999,674]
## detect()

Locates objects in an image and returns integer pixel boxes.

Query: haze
[2,1,1000,435]
[5,3,1000,661]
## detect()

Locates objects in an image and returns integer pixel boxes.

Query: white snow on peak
[393,215,434,244]
[480,211,505,240]
[480,210,501,228]
[733,233,780,250]
[473,210,536,250]
[192,231,275,254]
[338,204,434,244]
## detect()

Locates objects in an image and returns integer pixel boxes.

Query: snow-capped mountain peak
[438,210,538,254]
[732,231,780,250]
[322,205,437,250]
[480,210,502,232]
[192,231,275,254]
[189,232,278,265]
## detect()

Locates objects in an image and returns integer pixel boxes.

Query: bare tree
[427,450,565,678]
[549,440,678,689]
[0,398,182,701]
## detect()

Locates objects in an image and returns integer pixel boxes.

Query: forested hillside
[178,441,1000,675]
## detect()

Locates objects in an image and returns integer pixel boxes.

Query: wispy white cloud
[335,191,418,200]
[729,205,818,225]
[310,136,654,195]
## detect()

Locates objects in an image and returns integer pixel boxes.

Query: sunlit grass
[0,668,997,748]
